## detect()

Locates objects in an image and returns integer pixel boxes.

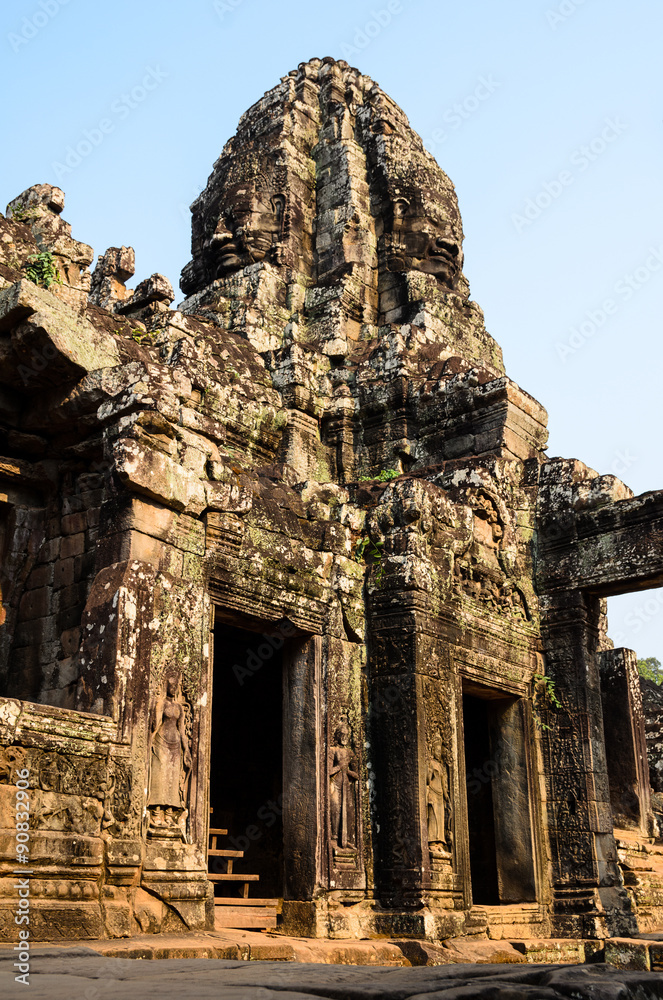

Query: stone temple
[0,57,662,945]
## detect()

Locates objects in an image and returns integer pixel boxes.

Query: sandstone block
[61,533,85,559]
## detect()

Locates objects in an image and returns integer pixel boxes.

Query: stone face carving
[426,735,452,858]
[147,674,192,838]
[209,191,287,280]
[329,717,359,852]
[179,58,480,355]
[384,193,463,289]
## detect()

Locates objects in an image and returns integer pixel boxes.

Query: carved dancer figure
[426,735,452,856]
[329,718,359,849]
[147,674,191,831]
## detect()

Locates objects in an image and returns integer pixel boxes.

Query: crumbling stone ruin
[0,57,662,944]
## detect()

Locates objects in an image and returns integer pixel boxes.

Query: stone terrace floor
[2,934,663,999]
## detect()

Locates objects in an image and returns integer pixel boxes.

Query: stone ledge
[0,927,638,967]
[605,935,663,971]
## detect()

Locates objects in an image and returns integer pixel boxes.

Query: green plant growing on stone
[358,468,400,483]
[354,536,385,585]
[10,204,38,223]
[532,673,562,731]
[25,251,61,289]
[130,327,156,346]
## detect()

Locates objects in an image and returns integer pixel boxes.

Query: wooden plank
[213,905,277,912]
[208,828,228,836]
[208,849,243,858]
[214,912,277,929]
[207,873,259,881]
[213,897,280,907]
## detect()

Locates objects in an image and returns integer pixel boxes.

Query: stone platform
[2,944,663,999]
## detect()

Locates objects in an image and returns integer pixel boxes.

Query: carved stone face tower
[180,58,478,359]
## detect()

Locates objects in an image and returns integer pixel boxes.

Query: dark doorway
[211,621,283,898]
[462,682,537,906]
[463,693,500,904]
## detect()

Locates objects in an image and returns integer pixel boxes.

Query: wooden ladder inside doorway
[207,813,279,929]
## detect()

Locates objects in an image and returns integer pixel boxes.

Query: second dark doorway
[463,682,537,906]
[211,621,284,898]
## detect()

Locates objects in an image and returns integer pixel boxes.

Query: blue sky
[2,0,661,661]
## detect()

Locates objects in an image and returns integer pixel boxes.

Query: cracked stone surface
[2,950,663,1000]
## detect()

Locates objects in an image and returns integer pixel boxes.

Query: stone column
[75,489,214,933]
[489,699,537,903]
[282,636,323,902]
[369,597,463,927]
[539,590,637,938]
[599,647,653,834]
[369,601,428,910]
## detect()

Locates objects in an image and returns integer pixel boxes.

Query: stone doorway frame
[454,669,545,913]
[205,603,324,907]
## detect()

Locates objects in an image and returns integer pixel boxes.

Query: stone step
[214,897,280,907]
[214,907,278,930]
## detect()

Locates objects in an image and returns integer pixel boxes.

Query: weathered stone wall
[0,700,133,939]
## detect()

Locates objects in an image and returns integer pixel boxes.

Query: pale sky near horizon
[2,0,661,663]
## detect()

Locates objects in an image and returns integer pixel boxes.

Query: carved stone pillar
[369,602,427,908]
[369,593,464,914]
[422,666,460,905]
[539,590,637,938]
[282,636,324,901]
[599,646,653,835]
